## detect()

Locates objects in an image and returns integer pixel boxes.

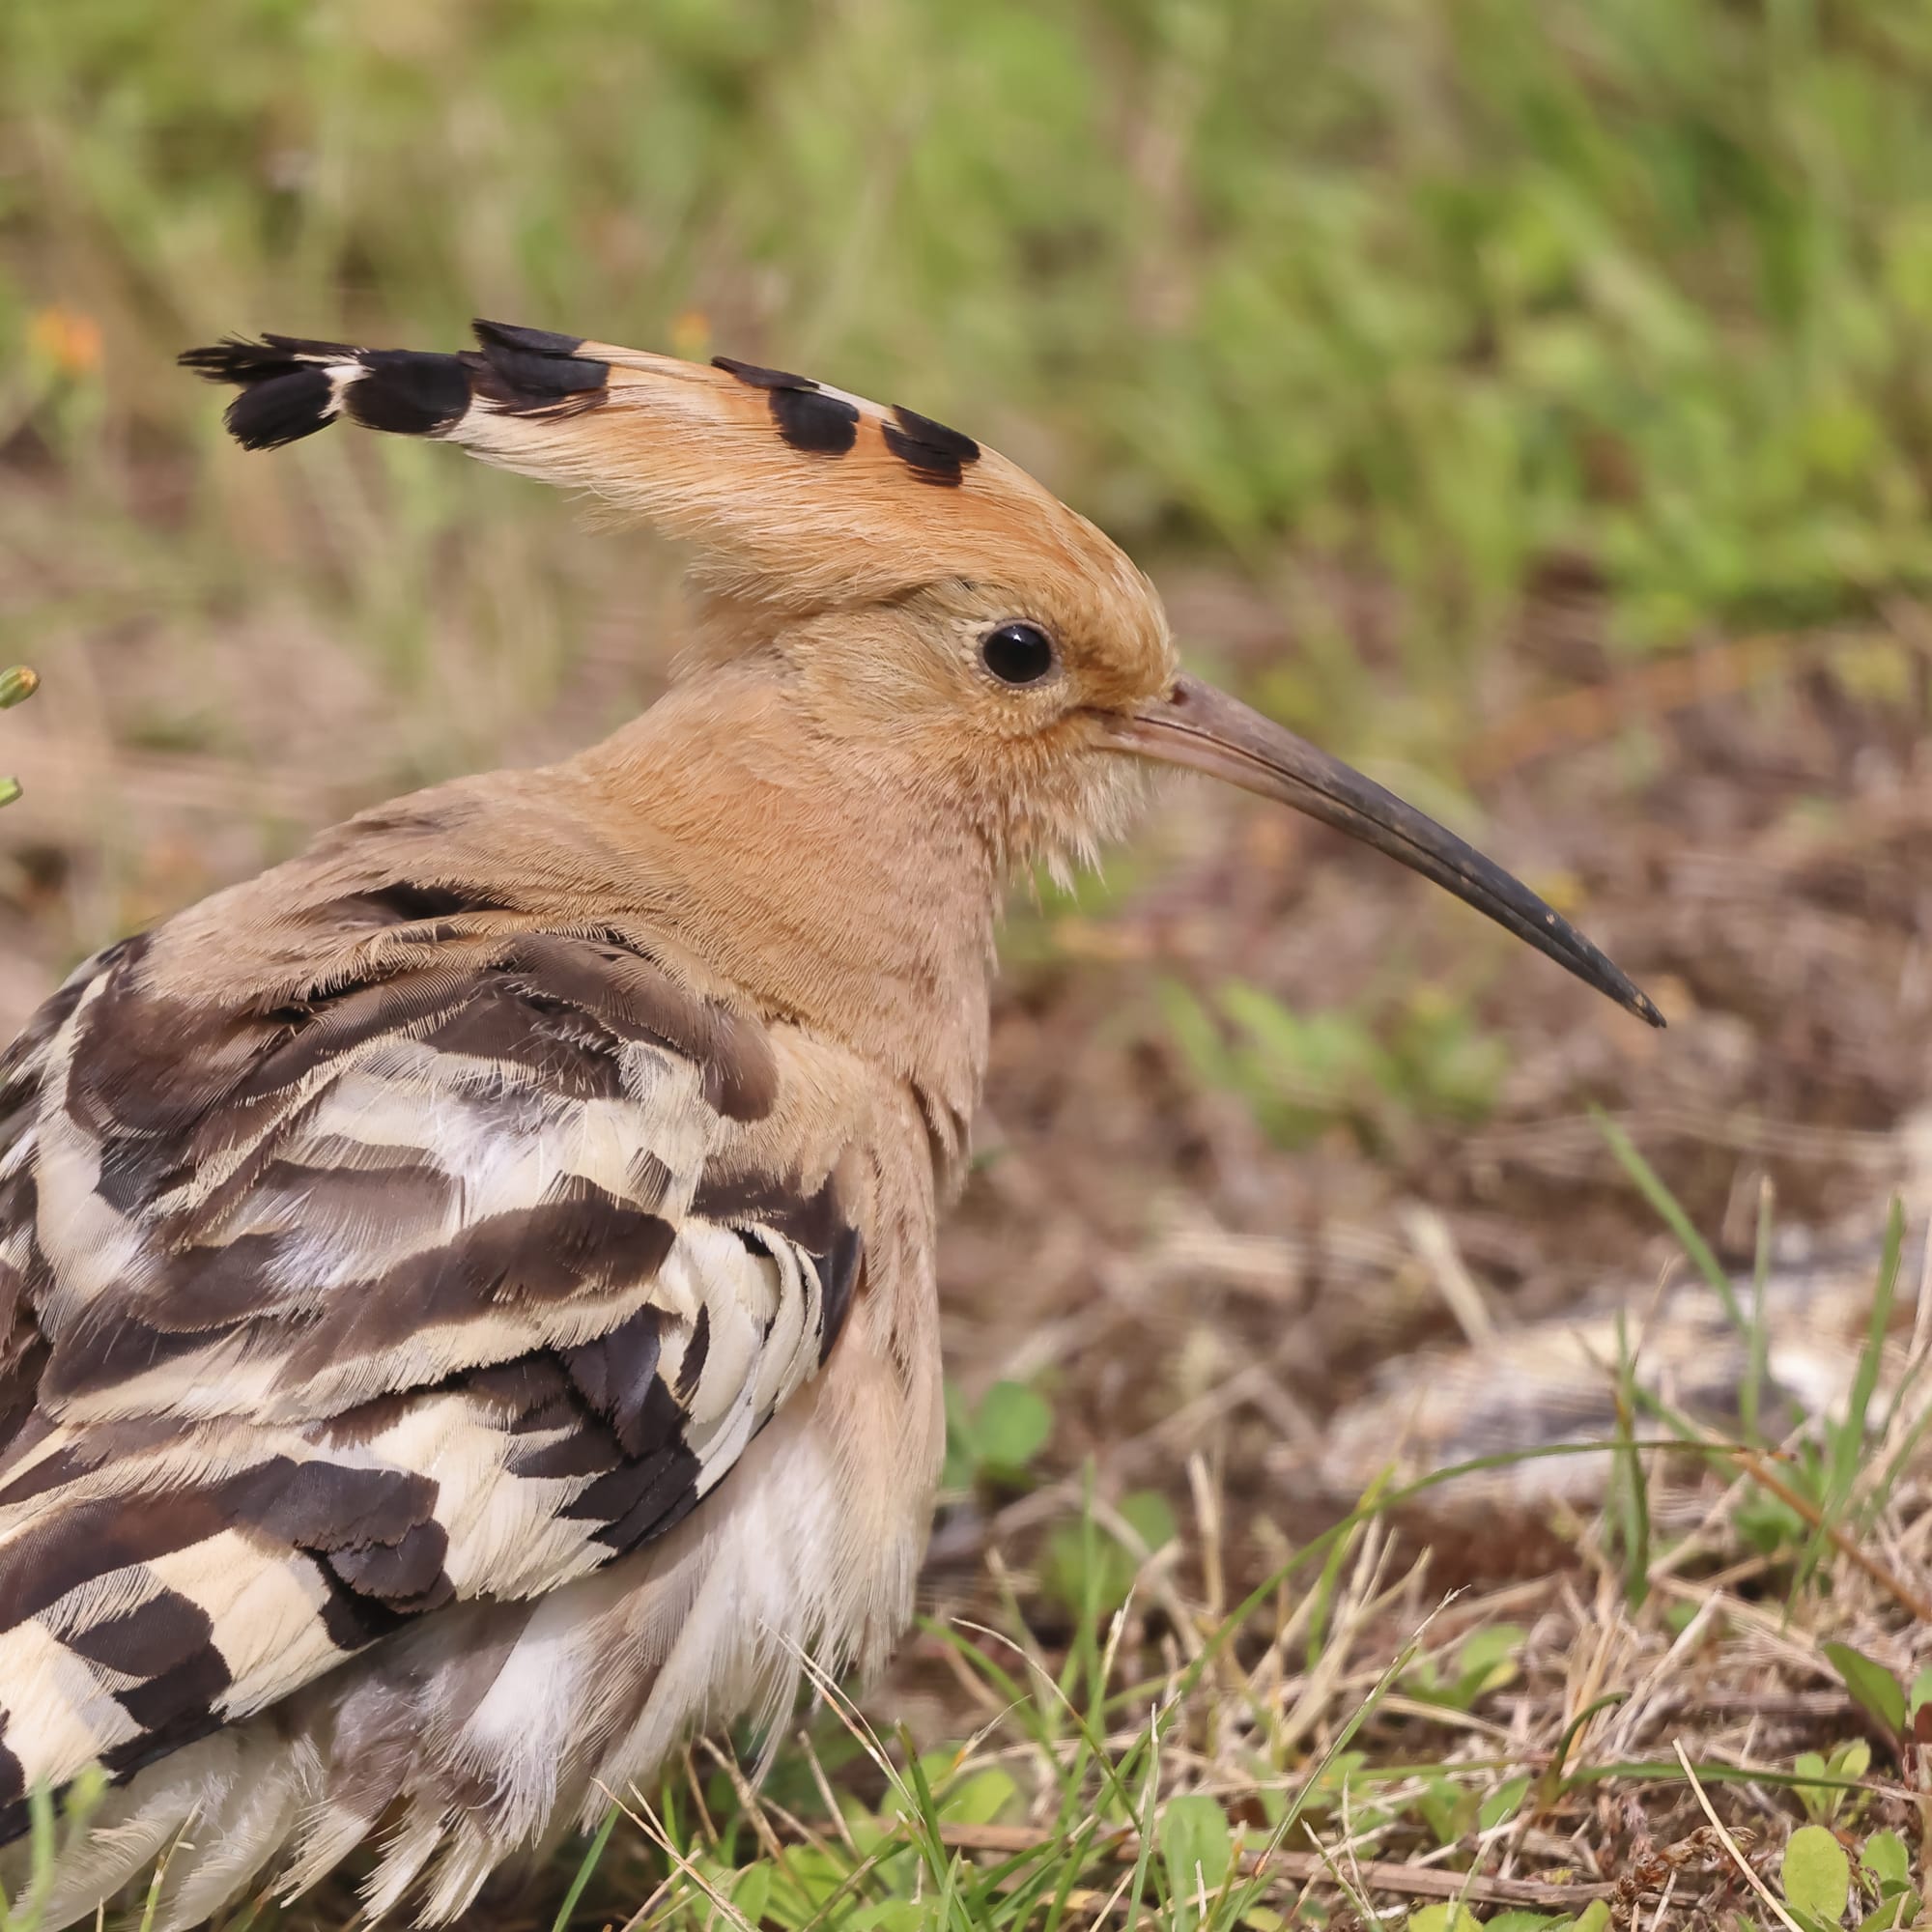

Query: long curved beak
[1097,675,1663,1028]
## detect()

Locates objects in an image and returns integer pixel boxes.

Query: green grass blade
[1743,1175,1774,1446]
[1593,1109,1744,1328]
[1793,1199,1903,1596]
[1306,1467,1384,1669]
[1611,1311,1651,1607]
[551,1805,621,1932]
[1832,1200,1902,1513]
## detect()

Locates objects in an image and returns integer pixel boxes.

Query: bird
[0,319,1662,1927]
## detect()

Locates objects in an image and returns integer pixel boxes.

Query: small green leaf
[1856,1896,1914,1932]
[1570,1901,1613,1932]
[1456,1623,1526,1701]
[1488,1915,1561,1932]
[840,1800,892,1856]
[1794,1749,1833,1823]
[1782,1824,1852,1923]
[974,1380,1052,1473]
[1406,1624,1526,1711]
[1909,1667,1932,1717]
[1161,1793,1233,1928]
[1042,1488,1178,1617]
[1735,1491,1810,1556]
[846,1903,933,1932]
[1416,1775,1475,1847]
[730,1861,773,1925]
[939,1767,1018,1827]
[1822,1643,1909,1736]
[1407,1907,1483,1932]
[1861,1830,1911,1890]
[1829,1740,1871,1781]
[1119,1490,1178,1552]
[1302,1750,1367,1817]
[1460,1623,1526,1678]
[763,1843,856,1921]
[940,1381,978,1491]
[1480,1775,1532,1833]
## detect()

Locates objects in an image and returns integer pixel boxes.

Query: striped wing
[0,918,860,1827]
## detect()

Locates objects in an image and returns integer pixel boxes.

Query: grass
[465,1161,1930,1931]
[14,1,1932,698]
[7,2,1932,1926]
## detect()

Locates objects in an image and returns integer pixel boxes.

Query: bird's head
[183,321,1661,1027]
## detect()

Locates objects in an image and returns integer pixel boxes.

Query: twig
[1672,1741,1802,1932]
[598,1780,756,1932]
[1644,1868,1679,1932]
[933,1822,1615,1907]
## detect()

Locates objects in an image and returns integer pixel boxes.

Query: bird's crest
[181,322,1135,611]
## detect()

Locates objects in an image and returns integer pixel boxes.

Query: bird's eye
[980,622,1056,686]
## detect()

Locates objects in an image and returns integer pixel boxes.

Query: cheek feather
[965,731,1157,880]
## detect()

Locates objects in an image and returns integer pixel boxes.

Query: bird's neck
[571,666,1002,1140]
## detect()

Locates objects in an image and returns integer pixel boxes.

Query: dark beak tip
[1114,678,1669,1032]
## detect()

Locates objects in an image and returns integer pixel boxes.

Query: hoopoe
[0,321,1661,1927]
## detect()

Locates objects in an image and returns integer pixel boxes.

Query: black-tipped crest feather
[178,321,610,454]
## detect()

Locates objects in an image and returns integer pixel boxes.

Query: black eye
[980,622,1055,686]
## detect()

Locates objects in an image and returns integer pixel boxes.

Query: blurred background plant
[7,2,1932,1924]
[0,665,35,806]
[14,0,1932,692]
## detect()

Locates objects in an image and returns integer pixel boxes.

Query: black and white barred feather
[0,861,872,1922]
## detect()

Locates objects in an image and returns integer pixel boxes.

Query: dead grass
[482,1281,1932,1930]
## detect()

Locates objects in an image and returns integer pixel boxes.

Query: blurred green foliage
[1041,1487,1177,1617]
[942,1377,1054,1490]
[9,0,1932,673]
[0,666,34,809]
[1161,976,1510,1148]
